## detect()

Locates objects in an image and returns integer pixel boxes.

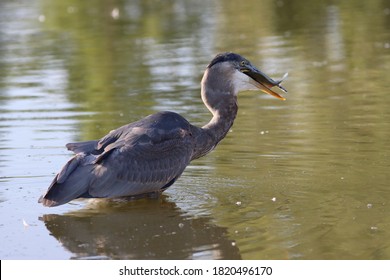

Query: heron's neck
[202,98,238,140]
[192,94,238,160]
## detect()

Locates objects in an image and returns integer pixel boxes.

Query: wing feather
[88,136,193,198]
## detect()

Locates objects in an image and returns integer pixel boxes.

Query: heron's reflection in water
[40,196,241,260]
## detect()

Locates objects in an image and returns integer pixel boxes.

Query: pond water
[1,0,390,260]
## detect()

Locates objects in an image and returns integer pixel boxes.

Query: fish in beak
[241,63,288,100]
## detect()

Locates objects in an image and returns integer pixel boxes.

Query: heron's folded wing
[88,135,194,198]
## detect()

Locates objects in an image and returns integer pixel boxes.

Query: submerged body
[39,52,287,207]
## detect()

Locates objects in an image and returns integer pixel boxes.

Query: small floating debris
[22,218,29,227]
[235,201,242,206]
[111,8,120,20]
[38,15,45,22]
[367,203,373,209]
[271,197,277,202]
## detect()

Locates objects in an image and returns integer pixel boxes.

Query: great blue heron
[39,52,288,207]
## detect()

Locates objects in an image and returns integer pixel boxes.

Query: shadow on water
[39,196,241,260]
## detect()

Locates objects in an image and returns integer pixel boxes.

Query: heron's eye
[240,61,246,67]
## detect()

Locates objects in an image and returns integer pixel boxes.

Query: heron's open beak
[241,64,288,100]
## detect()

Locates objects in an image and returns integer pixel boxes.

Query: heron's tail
[39,154,94,207]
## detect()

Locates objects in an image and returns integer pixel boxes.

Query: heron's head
[202,52,288,100]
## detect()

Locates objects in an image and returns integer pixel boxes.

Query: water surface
[1,0,390,259]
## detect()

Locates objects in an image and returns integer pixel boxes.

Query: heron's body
[39,53,287,207]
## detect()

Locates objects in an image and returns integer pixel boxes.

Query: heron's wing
[40,130,193,206]
[88,127,194,198]
[96,123,135,151]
